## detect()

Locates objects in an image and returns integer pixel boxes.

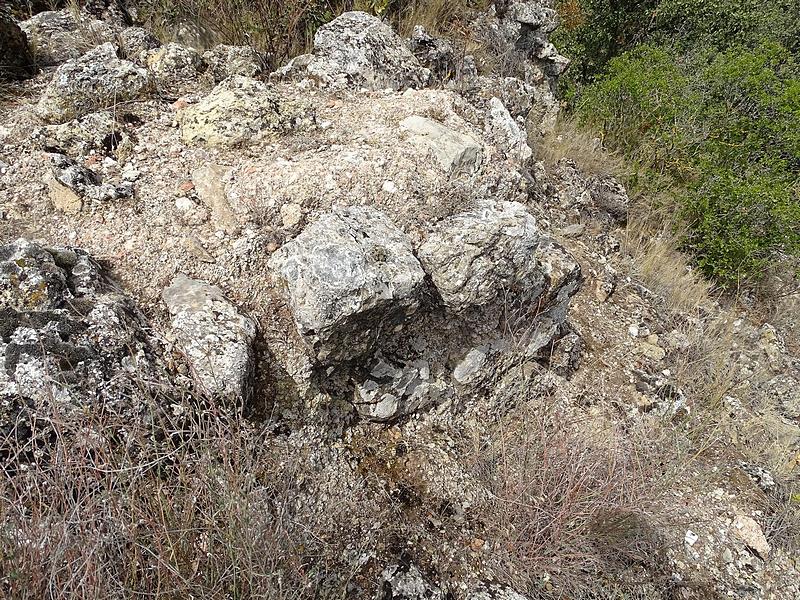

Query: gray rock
[118,26,160,62]
[763,374,800,420]
[46,153,132,206]
[1,6,35,80]
[146,42,204,89]
[353,355,446,421]
[472,1,568,132]
[191,164,240,234]
[301,11,430,90]
[35,111,124,157]
[419,201,581,356]
[379,563,444,600]
[269,207,425,364]
[417,200,543,312]
[548,329,584,377]
[19,9,114,66]
[0,239,172,462]
[738,462,777,493]
[203,44,262,81]
[400,116,483,175]
[408,25,456,81]
[485,96,531,163]
[162,274,256,403]
[508,2,558,31]
[469,583,530,600]
[179,75,313,147]
[589,175,629,225]
[36,43,151,124]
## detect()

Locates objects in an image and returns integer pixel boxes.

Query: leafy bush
[571,33,800,285]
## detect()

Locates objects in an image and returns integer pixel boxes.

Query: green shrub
[577,42,800,286]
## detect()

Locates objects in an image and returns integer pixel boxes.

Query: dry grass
[0,398,364,599]
[537,118,628,178]
[130,0,486,68]
[466,400,683,597]
[394,0,489,36]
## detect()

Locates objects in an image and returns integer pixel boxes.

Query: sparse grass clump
[0,401,361,599]
[467,401,682,597]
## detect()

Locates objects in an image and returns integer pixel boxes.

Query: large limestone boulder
[269,207,425,363]
[178,75,312,147]
[19,9,114,66]
[280,11,429,90]
[418,200,545,311]
[0,7,35,80]
[0,239,173,459]
[418,201,581,355]
[36,43,151,124]
[162,274,257,403]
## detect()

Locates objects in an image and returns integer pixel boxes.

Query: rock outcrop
[0,239,172,461]
[146,42,205,90]
[269,206,425,364]
[178,75,312,147]
[19,9,115,66]
[36,42,151,124]
[0,6,35,80]
[418,201,552,312]
[277,11,430,90]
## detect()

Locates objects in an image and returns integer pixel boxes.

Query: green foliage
[559,1,800,287]
[578,42,800,285]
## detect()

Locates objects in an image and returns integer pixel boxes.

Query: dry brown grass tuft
[0,399,361,599]
[394,0,489,36]
[537,118,629,178]
[467,400,682,596]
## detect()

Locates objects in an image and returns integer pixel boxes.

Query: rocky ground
[1,2,799,599]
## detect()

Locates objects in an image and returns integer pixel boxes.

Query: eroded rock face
[162,274,256,403]
[472,1,570,132]
[282,11,430,90]
[203,44,262,81]
[0,7,35,80]
[418,200,545,312]
[269,207,425,364]
[0,239,170,459]
[179,75,312,147]
[19,9,114,66]
[36,42,151,124]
